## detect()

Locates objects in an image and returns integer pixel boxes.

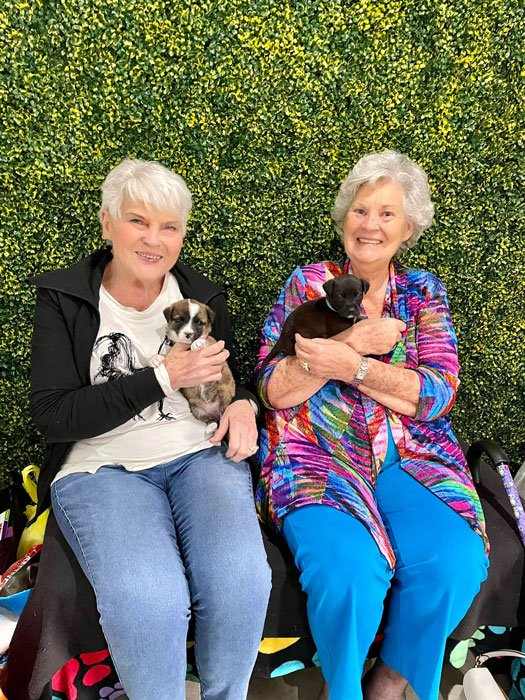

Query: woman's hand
[296,332,419,416]
[209,399,258,462]
[295,334,361,382]
[336,318,406,356]
[163,341,230,390]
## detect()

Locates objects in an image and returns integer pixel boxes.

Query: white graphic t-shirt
[55,274,213,482]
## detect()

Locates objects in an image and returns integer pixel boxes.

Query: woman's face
[101,198,184,285]
[343,180,414,270]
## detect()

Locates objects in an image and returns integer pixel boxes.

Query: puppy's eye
[195,319,204,326]
[173,316,183,323]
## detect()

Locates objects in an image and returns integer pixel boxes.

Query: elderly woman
[27,159,271,700]
[255,151,489,700]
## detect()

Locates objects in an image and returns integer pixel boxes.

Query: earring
[106,240,113,249]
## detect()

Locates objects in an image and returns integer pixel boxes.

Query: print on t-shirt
[93,332,175,422]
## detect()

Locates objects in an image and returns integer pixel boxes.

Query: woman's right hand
[337,318,406,356]
[163,340,230,389]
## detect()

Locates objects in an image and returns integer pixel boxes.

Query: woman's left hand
[208,399,258,462]
[295,334,360,382]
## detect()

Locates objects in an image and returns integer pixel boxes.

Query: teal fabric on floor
[0,588,31,615]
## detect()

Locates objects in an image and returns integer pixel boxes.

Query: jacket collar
[29,248,226,307]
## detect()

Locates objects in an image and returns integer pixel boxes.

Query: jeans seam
[52,482,98,591]
[52,481,130,695]
[193,633,208,700]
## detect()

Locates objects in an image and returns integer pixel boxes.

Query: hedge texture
[1,0,524,481]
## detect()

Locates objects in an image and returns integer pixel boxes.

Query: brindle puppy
[151,299,235,437]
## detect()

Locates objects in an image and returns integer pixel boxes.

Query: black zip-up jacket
[30,248,257,516]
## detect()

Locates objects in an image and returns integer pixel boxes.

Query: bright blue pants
[283,444,488,700]
[51,446,271,700]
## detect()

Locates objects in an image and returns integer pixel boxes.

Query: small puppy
[151,299,235,437]
[259,274,370,375]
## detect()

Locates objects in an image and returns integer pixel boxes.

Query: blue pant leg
[51,466,191,700]
[376,464,489,700]
[166,446,271,700]
[283,505,392,700]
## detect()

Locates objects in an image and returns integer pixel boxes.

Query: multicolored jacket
[255,258,488,569]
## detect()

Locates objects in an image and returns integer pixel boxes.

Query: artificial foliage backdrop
[1,0,524,479]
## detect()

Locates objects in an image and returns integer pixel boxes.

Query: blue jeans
[51,446,271,700]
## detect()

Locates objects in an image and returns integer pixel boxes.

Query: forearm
[358,358,420,416]
[334,322,420,415]
[233,385,258,406]
[31,289,166,442]
[266,356,327,409]
[293,339,419,416]
[31,368,166,442]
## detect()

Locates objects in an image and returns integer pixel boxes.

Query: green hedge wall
[1,0,524,481]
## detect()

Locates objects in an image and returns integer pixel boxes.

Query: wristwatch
[351,357,369,387]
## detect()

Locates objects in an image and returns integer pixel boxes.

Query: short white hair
[331,150,435,254]
[100,158,192,234]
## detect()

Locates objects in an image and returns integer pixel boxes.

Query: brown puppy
[259,274,369,375]
[151,299,235,436]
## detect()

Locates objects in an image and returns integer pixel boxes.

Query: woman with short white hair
[28,158,271,700]
[256,150,489,700]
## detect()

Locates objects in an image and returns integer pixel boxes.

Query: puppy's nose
[184,331,193,338]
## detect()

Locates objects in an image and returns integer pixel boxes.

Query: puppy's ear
[360,278,370,295]
[323,278,335,296]
[163,306,173,322]
[206,306,216,326]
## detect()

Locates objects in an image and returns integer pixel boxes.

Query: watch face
[351,356,368,386]
[355,358,369,383]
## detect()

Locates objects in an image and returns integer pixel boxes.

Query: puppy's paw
[191,335,209,351]
[149,354,166,368]
[205,421,218,438]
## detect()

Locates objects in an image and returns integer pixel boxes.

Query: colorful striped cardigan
[255,258,487,569]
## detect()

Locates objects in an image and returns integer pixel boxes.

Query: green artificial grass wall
[1,0,524,481]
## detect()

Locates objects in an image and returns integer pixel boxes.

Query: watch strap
[351,356,369,387]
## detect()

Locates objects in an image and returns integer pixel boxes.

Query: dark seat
[1,440,524,699]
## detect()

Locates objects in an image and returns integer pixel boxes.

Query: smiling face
[101,198,184,288]
[343,179,415,272]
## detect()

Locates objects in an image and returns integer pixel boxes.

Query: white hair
[331,150,435,254]
[100,158,192,234]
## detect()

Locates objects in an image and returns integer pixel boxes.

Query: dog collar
[163,337,175,348]
[325,298,337,312]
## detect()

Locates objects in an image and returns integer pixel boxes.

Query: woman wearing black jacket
[18,158,271,700]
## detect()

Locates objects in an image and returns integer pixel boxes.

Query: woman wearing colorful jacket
[255,150,489,700]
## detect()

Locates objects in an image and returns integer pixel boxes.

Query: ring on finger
[300,360,310,372]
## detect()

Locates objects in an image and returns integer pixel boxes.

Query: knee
[234,555,272,612]
[237,569,271,622]
[198,549,271,617]
[98,572,190,629]
[414,533,488,600]
[300,543,389,614]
